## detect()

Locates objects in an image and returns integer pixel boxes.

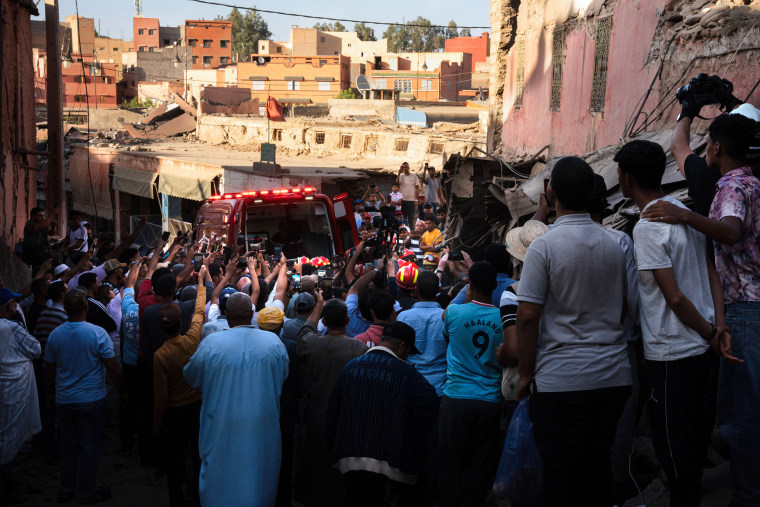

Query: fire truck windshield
[245,200,334,259]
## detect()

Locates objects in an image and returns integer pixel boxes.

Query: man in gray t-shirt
[615,139,735,507]
[516,157,631,506]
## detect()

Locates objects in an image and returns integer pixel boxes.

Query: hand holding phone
[193,253,204,272]
[161,231,170,241]
[292,274,301,292]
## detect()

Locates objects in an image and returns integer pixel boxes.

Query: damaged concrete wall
[328,99,396,120]
[491,0,760,159]
[488,0,522,156]
[197,115,485,167]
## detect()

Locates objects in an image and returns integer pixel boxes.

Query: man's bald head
[226,292,253,327]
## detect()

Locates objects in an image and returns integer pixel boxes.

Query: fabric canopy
[157,166,219,201]
[70,151,113,217]
[111,165,157,199]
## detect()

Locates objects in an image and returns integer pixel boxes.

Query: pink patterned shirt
[708,166,760,304]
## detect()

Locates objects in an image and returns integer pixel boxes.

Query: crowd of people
[0,96,758,507]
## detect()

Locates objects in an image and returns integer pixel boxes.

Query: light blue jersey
[442,301,502,403]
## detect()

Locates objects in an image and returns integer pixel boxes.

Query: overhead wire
[185,0,490,29]
[74,0,104,231]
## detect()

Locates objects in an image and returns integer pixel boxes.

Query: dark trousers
[438,396,501,507]
[119,363,138,452]
[161,401,201,507]
[57,399,106,498]
[530,385,630,507]
[276,430,294,507]
[32,359,57,457]
[401,200,417,227]
[136,356,157,466]
[645,351,712,507]
[344,471,411,507]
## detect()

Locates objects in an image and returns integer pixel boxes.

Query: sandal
[79,487,110,505]
[57,491,75,503]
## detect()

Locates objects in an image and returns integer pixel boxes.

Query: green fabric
[23,221,45,248]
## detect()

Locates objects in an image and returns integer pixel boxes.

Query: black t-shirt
[86,298,117,334]
[684,153,721,217]
[141,300,195,358]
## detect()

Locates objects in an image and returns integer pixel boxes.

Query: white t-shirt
[398,173,419,201]
[634,196,712,361]
[69,225,88,252]
[389,191,403,211]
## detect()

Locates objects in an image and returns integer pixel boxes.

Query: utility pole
[45,0,66,229]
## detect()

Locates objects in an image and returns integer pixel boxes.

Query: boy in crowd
[616,139,738,506]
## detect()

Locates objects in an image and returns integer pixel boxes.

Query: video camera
[676,74,735,112]
[365,205,401,259]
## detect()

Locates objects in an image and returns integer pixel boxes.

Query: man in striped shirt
[33,281,68,354]
[32,280,69,458]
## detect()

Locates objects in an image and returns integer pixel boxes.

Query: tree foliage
[382,18,460,52]
[226,7,272,62]
[459,28,472,37]
[313,22,347,32]
[354,22,376,41]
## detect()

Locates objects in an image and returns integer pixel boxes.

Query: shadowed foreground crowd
[1,108,759,507]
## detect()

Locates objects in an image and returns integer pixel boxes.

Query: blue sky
[37,0,490,43]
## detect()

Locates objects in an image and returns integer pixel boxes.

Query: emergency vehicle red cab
[194,186,359,258]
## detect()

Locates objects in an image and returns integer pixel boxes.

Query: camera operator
[668,74,757,216]
[640,75,760,506]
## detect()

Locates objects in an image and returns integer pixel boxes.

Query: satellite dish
[356,74,375,91]
[257,56,266,64]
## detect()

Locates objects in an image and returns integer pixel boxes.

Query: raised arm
[671,117,695,178]
[348,261,376,297]
[345,241,365,285]
[247,256,261,309]
[144,238,168,281]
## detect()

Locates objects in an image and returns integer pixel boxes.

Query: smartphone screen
[292,274,301,292]
[273,245,283,259]
[193,253,203,272]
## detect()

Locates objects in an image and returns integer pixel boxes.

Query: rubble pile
[123,92,198,139]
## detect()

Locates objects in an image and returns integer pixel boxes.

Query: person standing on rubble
[397,162,420,226]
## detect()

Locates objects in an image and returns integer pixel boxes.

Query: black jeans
[161,401,201,507]
[119,363,138,452]
[57,399,106,498]
[644,351,712,507]
[401,200,417,227]
[530,385,631,507]
[438,396,501,507]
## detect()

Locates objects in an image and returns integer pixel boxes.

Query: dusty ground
[7,420,733,507]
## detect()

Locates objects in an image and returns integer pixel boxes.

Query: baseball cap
[257,306,285,331]
[354,199,363,204]
[0,288,21,307]
[103,259,127,273]
[381,321,421,355]
[218,287,238,313]
[54,264,70,277]
[178,285,197,302]
[294,293,316,313]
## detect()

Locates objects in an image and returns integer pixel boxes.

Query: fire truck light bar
[207,187,316,202]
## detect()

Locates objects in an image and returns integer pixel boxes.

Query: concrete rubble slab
[168,91,197,118]
[201,87,252,106]
[140,103,169,125]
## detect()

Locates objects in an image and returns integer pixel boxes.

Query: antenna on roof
[134,0,142,17]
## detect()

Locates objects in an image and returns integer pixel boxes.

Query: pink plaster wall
[501,0,668,158]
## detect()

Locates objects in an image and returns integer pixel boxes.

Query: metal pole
[44,0,66,228]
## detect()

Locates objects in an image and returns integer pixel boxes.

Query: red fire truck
[194,186,359,258]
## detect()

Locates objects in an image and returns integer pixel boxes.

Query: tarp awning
[157,166,220,201]
[70,150,113,217]
[112,165,157,199]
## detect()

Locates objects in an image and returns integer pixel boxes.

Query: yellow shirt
[421,228,442,246]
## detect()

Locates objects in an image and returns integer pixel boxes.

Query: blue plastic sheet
[492,397,544,505]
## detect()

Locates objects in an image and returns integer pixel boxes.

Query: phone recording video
[292,274,301,292]
[193,253,203,272]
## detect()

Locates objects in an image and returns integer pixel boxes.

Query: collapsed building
[444,0,760,252]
